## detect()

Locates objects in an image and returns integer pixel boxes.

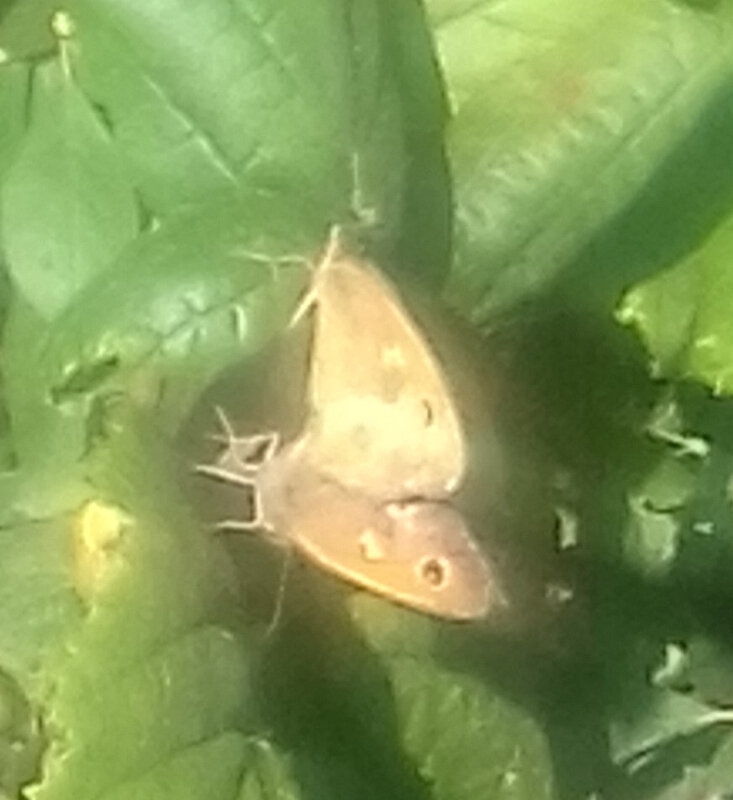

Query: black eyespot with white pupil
[418,556,449,589]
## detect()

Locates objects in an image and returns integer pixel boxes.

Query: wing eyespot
[417,555,450,590]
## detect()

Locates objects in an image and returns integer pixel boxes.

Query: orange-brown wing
[294,491,492,621]
[303,255,465,500]
[257,447,493,620]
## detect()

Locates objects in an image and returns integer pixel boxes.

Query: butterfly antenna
[214,405,235,441]
[203,406,237,445]
[287,224,343,330]
[287,285,316,330]
[321,223,343,269]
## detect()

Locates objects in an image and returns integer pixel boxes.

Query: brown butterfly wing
[257,447,492,620]
[304,256,465,499]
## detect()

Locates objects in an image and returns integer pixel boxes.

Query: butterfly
[292,230,465,500]
[198,229,498,620]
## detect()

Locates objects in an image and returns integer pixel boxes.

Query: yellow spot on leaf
[72,500,129,602]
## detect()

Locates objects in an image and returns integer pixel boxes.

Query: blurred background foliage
[1,0,733,798]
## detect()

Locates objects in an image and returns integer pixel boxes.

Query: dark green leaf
[237,739,303,800]
[610,688,729,768]
[349,596,556,800]
[393,658,556,800]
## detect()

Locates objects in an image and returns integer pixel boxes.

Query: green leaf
[349,597,556,800]
[0,191,316,514]
[97,734,249,800]
[681,731,733,798]
[425,0,733,320]
[0,60,28,322]
[237,739,303,800]
[9,2,733,799]
[624,498,681,579]
[618,212,733,396]
[622,457,698,578]
[62,0,411,231]
[392,658,555,800]
[0,668,41,799]
[610,688,731,769]
[0,0,57,61]
[0,61,27,188]
[376,0,452,283]
[0,297,90,520]
[21,411,253,800]
[623,711,733,800]
[684,637,733,708]
[0,516,80,691]
[32,194,314,432]
[1,57,138,319]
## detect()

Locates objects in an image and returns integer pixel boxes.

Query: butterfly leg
[194,461,258,487]
[205,471,268,531]
[213,517,261,533]
[209,406,280,467]
[211,487,273,534]
[230,430,280,464]
[217,432,280,471]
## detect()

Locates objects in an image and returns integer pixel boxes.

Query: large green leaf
[426,0,733,320]
[61,0,409,233]
[21,412,253,800]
